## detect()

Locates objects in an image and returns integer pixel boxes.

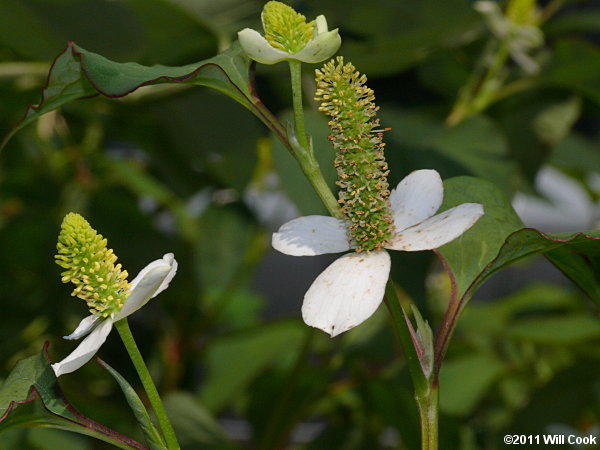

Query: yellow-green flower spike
[506,0,540,26]
[262,1,315,54]
[315,57,394,252]
[55,213,131,317]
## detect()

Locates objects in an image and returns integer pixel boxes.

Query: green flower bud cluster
[262,1,315,54]
[315,57,394,252]
[56,213,131,317]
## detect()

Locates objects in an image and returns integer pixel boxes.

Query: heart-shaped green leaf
[433,177,600,374]
[2,41,284,150]
[436,176,524,300]
[0,344,146,449]
[438,176,600,306]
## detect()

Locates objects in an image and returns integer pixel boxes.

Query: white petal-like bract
[270,168,484,338]
[390,170,443,231]
[302,251,391,337]
[237,28,291,64]
[314,15,328,34]
[238,15,340,65]
[63,314,101,340]
[292,29,341,64]
[273,215,351,256]
[53,253,177,376]
[52,318,113,377]
[115,253,178,321]
[387,203,484,251]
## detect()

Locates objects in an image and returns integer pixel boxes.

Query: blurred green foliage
[1,0,599,448]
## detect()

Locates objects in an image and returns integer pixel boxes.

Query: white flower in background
[52,213,177,376]
[244,172,300,229]
[243,138,300,229]
[273,170,484,337]
[238,1,341,65]
[512,166,599,232]
[475,0,544,74]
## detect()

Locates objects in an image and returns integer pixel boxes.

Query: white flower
[475,1,544,74]
[272,170,484,337]
[52,253,178,377]
[238,14,341,65]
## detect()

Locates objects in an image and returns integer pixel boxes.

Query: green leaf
[334,0,480,75]
[473,229,600,306]
[509,360,600,434]
[199,321,308,411]
[104,158,201,242]
[533,96,582,146]
[507,314,600,344]
[149,88,262,191]
[0,0,217,63]
[550,132,600,174]
[121,0,217,63]
[96,358,166,450]
[428,116,518,195]
[0,0,65,59]
[162,392,233,449]
[196,205,259,293]
[1,427,92,450]
[493,90,564,182]
[384,282,429,394]
[459,283,580,333]
[545,12,600,36]
[204,287,265,329]
[438,177,600,307]
[439,354,505,416]
[541,39,600,105]
[0,345,146,449]
[417,53,470,99]
[381,110,517,196]
[410,304,434,378]
[3,41,284,151]
[437,176,523,300]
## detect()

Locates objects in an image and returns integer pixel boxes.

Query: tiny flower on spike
[52,213,177,376]
[238,1,341,64]
[272,59,484,337]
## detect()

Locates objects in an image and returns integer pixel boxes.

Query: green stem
[447,40,510,126]
[287,60,344,219]
[491,77,536,103]
[416,383,439,450]
[115,318,180,450]
[384,281,438,449]
[289,60,310,150]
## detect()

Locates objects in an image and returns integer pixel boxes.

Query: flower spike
[56,213,131,318]
[262,1,316,54]
[315,57,394,252]
[52,213,177,376]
